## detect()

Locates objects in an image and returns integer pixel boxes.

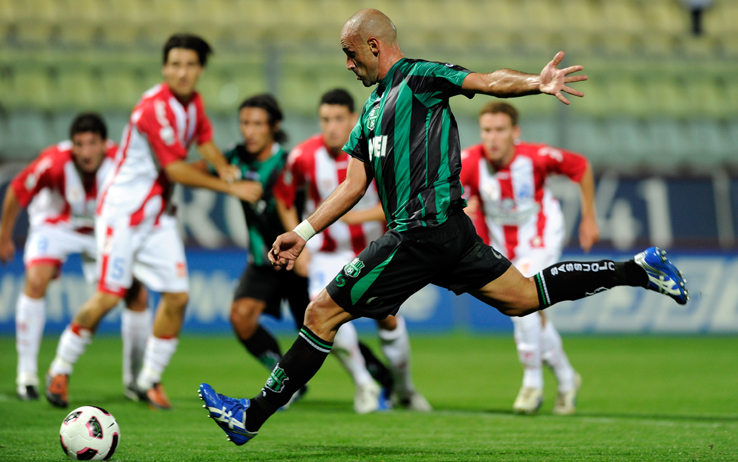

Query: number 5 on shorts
[110,257,125,281]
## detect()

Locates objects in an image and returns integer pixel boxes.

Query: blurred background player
[274,88,431,412]
[0,113,150,401]
[45,33,255,409]
[461,101,599,415]
[216,93,395,413]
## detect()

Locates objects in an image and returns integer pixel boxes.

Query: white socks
[121,309,151,387]
[136,336,179,391]
[541,319,576,392]
[16,294,46,387]
[514,313,576,392]
[378,315,415,395]
[332,321,373,387]
[50,325,92,376]
[513,314,544,390]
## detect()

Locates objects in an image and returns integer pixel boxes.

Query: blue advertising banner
[1,249,737,335]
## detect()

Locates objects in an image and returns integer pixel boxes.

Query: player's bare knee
[229,299,259,338]
[24,268,53,298]
[304,291,352,340]
[162,292,188,314]
[377,315,397,331]
[24,276,48,299]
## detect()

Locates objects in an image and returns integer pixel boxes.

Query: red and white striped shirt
[460,142,587,261]
[11,141,118,233]
[275,134,385,256]
[98,83,213,225]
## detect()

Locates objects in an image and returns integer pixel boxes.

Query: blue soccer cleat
[634,247,689,305]
[198,383,258,445]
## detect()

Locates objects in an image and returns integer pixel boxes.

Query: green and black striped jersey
[221,143,288,266]
[343,58,474,232]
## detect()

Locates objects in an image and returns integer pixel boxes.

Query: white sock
[49,325,92,376]
[541,319,576,392]
[513,313,543,390]
[332,322,373,386]
[16,294,46,387]
[136,336,179,391]
[121,309,151,387]
[378,315,414,395]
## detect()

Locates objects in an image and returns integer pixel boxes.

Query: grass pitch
[0,334,736,461]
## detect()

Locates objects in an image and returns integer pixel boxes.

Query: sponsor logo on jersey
[344,257,365,278]
[368,135,388,161]
[160,126,175,146]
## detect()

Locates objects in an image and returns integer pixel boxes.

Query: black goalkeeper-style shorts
[233,263,309,327]
[326,211,512,320]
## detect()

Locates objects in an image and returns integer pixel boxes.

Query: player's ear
[514,125,521,140]
[368,37,380,56]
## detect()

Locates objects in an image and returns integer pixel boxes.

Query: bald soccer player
[199,9,689,445]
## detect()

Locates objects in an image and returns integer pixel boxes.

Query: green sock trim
[299,328,332,351]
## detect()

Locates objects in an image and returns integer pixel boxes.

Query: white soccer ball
[59,406,121,461]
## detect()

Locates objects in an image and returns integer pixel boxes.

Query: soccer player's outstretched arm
[164,160,262,203]
[0,186,20,264]
[577,161,599,252]
[269,157,372,270]
[462,51,587,105]
[197,140,240,183]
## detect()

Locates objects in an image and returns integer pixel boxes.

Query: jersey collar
[377,58,406,92]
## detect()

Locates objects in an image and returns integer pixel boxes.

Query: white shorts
[97,214,188,296]
[24,224,97,283]
[511,245,562,278]
[308,250,355,300]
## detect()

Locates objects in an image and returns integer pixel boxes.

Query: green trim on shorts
[350,247,400,305]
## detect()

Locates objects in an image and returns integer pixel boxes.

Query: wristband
[294,220,316,242]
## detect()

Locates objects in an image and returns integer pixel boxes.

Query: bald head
[341,9,397,46]
[340,9,404,87]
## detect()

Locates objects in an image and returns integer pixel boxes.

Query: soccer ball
[59,406,121,461]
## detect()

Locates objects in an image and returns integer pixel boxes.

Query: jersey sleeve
[408,61,474,105]
[273,147,307,208]
[134,100,188,168]
[10,152,58,207]
[343,115,370,163]
[536,145,589,182]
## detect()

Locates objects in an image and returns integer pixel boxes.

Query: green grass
[0,334,736,461]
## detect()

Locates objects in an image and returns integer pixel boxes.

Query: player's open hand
[578,215,600,252]
[269,231,306,271]
[539,51,587,105]
[217,164,241,184]
[229,180,263,204]
[0,237,15,265]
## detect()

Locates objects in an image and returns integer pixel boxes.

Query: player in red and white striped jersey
[275,89,431,412]
[461,102,599,415]
[0,114,149,401]
[45,34,257,410]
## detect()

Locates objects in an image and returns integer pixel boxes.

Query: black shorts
[326,211,511,320]
[233,264,309,328]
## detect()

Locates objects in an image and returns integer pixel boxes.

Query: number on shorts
[110,257,125,280]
